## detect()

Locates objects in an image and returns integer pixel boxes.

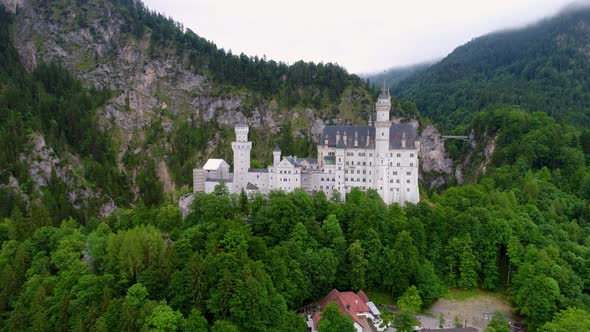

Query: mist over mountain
[368,4,590,128]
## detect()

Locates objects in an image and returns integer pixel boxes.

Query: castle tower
[375,82,391,154]
[231,124,252,191]
[273,146,281,166]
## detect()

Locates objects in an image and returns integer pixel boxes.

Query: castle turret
[375,82,391,153]
[231,124,252,191]
[273,146,281,166]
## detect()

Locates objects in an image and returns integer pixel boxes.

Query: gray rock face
[419,125,453,175]
[0,0,22,14]
[22,134,116,217]
[178,193,194,218]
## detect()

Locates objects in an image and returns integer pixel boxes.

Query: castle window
[410,163,414,167]
[363,170,366,174]
[407,179,410,183]
[407,188,410,192]
[397,163,400,166]
[390,180,393,183]
[352,161,355,165]
[397,153,401,157]
[347,152,354,156]
[396,179,400,183]
[346,162,349,165]
[363,162,366,166]
[407,171,411,175]
[390,188,393,191]
[363,179,366,182]
[357,170,360,174]
[410,153,414,157]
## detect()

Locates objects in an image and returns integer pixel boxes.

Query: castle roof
[378,83,390,100]
[203,159,229,170]
[248,168,269,173]
[321,123,418,150]
[282,156,318,167]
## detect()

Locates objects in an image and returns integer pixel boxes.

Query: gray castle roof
[284,157,318,167]
[321,123,418,150]
[378,83,390,100]
[248,168,269,173]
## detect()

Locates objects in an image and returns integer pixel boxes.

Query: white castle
[193,85,420,205]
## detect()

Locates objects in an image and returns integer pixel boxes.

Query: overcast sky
[142,0,585,74]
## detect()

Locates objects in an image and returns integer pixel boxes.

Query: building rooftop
[246,182,259,190]
[203,158,228,170]
[312,289,372,330]
[248,168,269,173]
[321,123,419,149]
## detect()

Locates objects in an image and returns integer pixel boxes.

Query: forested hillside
[394,5,590,129]
[1,106,589,331]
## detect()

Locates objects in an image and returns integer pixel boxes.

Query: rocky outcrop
[0,0,22,14]
[419,125,453,175]
[22,134,116,217]
[454,131,491,185]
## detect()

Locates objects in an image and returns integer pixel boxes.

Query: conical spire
[378,81,390,100]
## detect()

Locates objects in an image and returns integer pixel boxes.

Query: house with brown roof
[308,289,383,332]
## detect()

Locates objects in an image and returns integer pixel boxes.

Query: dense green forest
[2,105,590,331]
[2,1,590,331]
[393,7,590,129]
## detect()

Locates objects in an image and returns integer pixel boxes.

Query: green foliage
[393,310,419,332]
[318,302,355,332]
[397,286,422,312]
[485,311,510,332]
[541,307,590,332]
[396,8,590,128]
[144,303,183,332]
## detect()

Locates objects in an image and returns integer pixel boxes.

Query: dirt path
[425,293,519,331]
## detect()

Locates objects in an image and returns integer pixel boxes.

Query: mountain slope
[0,0,377,217]
[395,5,590,128]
